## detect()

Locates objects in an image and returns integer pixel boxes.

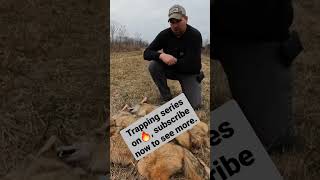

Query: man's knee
[189,91,202,109]
[148,60,162,75]
[190,100,201,109]
[183,83,202,109]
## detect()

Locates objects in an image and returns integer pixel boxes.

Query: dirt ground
[211,1,320,179]
[110,51,210,179]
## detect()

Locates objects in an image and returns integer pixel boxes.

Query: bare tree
[110,20,120,43]
[117,24,127,44]
[134,32,142,46]
[110,21,148,51]
[202,37,210,56]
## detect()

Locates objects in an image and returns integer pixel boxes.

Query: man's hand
[159,53,177,66]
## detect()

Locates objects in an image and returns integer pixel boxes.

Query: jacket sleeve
[143,32,163,61]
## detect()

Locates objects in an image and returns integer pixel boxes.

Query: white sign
[120,93,199,160]
[211,100,283,180]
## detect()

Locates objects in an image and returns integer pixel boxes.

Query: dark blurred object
[280,30,304,67]
[57,148,76,159]
[197,71,204,83]
[57,142,93,163]
[268,127,305,154]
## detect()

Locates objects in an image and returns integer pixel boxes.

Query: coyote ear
[121,104,131,112]
[140,97,148,104]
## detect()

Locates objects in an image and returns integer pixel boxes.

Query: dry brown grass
[110,50,210,179]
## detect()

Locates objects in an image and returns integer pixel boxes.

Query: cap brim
[168,13,182,21]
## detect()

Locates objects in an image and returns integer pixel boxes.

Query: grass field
[110,51,210,179]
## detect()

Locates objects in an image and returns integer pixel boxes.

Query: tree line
[110,21,148,52]
[110,20,210,56]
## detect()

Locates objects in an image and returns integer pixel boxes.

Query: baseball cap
[168,4,186,22]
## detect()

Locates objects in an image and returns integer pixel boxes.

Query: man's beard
[173,30,182,37]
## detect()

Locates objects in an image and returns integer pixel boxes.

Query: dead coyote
[119,97,210,150]
[111,97,209,180]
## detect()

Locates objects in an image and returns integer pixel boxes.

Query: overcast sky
[110,0,210,44]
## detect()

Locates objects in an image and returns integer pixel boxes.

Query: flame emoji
[142,131,151,142]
